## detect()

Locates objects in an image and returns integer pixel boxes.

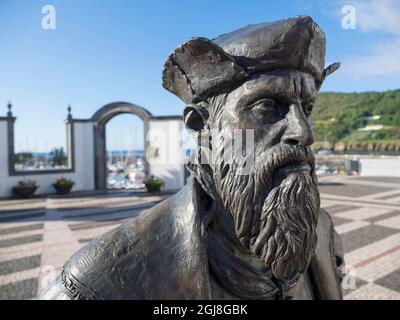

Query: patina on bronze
[40,16,344,300]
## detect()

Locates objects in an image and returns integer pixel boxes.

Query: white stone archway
[91,102,152,190]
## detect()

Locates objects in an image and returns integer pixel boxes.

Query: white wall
[1,116,187,197]
[71,122,95,191]
[0,121,95,198]
[359,157,400,177]
[147,119,186,191]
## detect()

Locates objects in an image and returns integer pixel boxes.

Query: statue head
[162,17,339,286]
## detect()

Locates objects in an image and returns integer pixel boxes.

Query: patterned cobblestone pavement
[0,176,399,300]
[318,175,400,300]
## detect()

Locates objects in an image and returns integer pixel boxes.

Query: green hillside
[312,89,400,152]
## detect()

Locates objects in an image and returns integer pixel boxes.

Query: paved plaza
[1,176,400,300]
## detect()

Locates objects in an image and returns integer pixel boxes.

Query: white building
[0,102,189,198]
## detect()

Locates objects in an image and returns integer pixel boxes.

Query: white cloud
[343,39,400,78]
[331,0,400,78]
[346,0,400,34]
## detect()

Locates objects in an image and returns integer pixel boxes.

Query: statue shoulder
[41,196,181,299]
[318,208,344,267]
[308,208,345,299]
[39,184,205,300]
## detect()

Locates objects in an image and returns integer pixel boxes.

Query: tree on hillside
[12,152,33,165]
[50,147,67,166]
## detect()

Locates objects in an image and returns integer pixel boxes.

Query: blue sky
[0,0,399,151]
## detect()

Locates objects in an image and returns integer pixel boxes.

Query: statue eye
[250,99,276,114]
[303,103,314,116]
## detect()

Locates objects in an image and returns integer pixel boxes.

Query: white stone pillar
[147,116,187,191]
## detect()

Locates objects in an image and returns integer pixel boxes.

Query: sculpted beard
[215,141,320,284]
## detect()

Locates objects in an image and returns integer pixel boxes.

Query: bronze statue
[40,16,344,300]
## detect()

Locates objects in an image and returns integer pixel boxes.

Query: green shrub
[53,177,75,187]
[11,180,38,199]
[14,180,38,188]
[52,178,75,195]
[144,178,164,192]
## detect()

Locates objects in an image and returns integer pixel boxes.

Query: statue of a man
[40,16,344,300]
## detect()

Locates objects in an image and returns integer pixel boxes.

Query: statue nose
[282,104,315,146]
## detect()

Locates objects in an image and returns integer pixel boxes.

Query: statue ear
[183,104,209,135]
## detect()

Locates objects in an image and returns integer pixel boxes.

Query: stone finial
[7,101,12,117]
[67,104,72,121]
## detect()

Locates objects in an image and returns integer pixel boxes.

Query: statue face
[211,70,318,151]
[207,70,321,285]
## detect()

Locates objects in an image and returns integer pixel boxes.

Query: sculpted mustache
[255,144,315,178]
[217,144,315,205]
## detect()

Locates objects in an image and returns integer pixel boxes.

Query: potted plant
[52,177,75,195]
[144,177,164,193]
[11,180,39,199]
